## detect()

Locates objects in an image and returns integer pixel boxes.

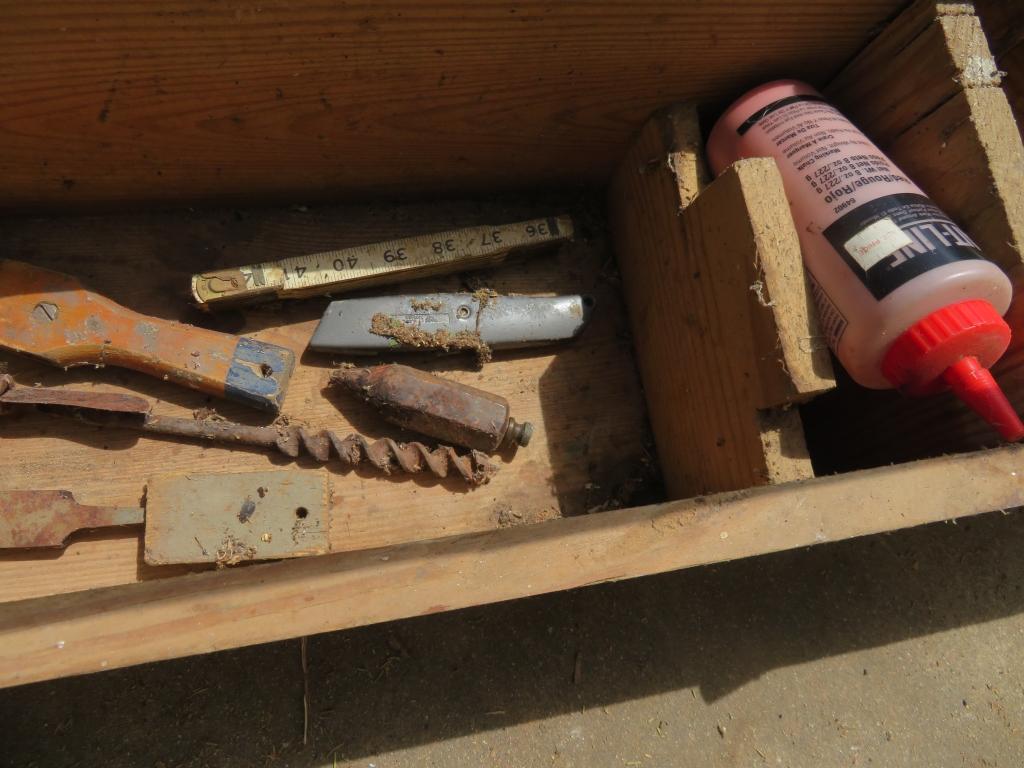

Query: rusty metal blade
[0,386,151,414]
[0,490,144,548]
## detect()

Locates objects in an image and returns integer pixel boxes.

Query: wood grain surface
[0,0,903,209]
[609,106,832,500]
[973,0,1024,127]
[0,196,653,602]
[3,442,1022,689]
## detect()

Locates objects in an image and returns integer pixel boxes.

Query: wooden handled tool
[0,259,295,411]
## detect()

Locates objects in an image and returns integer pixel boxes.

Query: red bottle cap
[881,300,1024,441]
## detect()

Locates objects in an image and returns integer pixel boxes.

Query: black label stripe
[737,94,827,135]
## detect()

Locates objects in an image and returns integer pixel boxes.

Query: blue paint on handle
[225,337,295,412]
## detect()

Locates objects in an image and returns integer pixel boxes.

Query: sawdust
[192,407,227,422]
[410,298,443,311]
[471,287,499,311]
[494,503,559,528]
[215,534,256,567]
[369,313,493,366]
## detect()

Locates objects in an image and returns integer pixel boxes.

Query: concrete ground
[4,509,1024,767]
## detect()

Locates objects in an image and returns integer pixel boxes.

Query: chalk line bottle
[707,79,1023,440]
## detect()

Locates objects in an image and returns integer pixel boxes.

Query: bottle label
[822,193,984,299]
[807,273,848,348]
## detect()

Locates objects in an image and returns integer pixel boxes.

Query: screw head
[31,302,59,322]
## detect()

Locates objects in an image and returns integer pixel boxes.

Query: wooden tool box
[2,0,1023,687]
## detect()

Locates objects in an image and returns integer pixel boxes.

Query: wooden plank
[608,107,833,499]
[885,86,1024,273]
[0,197,652,603]
[828,3,999,145]
[0,1,903,209]
[1001,42,1024,124]
[827,0,1024,272]
[971,0,1024,57]
[972,0,1024,124]
[2,443,1021,689]
[738,161,836,402]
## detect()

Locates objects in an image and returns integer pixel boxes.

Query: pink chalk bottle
[707,79,1024,441]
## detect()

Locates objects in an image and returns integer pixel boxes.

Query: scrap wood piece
[143,470,331,566]
[608,104,834,499]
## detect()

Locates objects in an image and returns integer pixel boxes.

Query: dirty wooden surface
[0,196,653,602]
[3,443,1022,689]
[608,105,833,500]
[0,1,904,209]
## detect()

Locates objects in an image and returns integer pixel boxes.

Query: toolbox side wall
[0,1,902,210]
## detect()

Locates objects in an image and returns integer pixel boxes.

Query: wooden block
[885,87,1024,272]
[972,0,1024,125]
[3,442,1022,689]
[970,0,1023,57]
[143,470,331,565]
[608,106,834,499]
[0,1,905,208]
[827,0,1024,271]
[1001,42,1024,125]
[828,3,997,144]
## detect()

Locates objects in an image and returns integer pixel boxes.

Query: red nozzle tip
[942,356,1024,442]
[882,301,1022,442]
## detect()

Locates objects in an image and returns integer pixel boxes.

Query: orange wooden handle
[0,260,294,411]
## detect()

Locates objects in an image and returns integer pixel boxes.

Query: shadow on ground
[5,509,1024,767]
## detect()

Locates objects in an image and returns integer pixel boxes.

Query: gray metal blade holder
[307,293,594,354]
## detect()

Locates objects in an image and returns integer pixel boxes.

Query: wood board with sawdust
[0,196,655,603]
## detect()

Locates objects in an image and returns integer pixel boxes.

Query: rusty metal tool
[308,293,594,356]
[0,490,143,549]
[0,470,330,565]
[191,215,573,307]
[0,375,496,485]
[330,364,533,453]
[0,259,295,411]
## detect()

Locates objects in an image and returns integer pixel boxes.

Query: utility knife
[308,293,594,354]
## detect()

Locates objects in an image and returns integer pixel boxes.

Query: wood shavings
[369,313,492,366]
